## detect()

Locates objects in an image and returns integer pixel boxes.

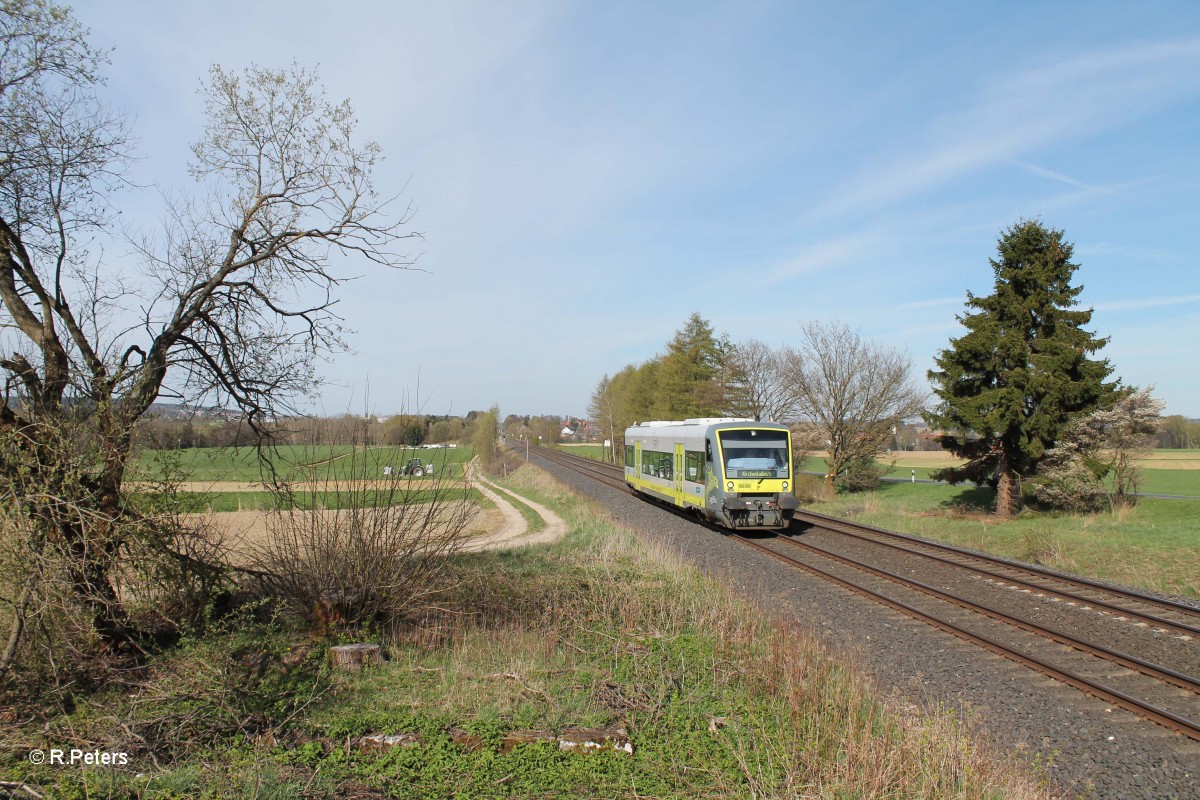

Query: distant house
[561,426,574,438]
[575,419,600,441]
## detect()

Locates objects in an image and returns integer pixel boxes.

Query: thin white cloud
[1011,160,1102,191]
[755,232,882,285]
[812,37,1200,220]
[1009,160,1153,207]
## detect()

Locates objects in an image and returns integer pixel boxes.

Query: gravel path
[529,450,1200,800]
[460,461,568,551]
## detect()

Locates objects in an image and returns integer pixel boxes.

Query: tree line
[591,220,1165,518]
[1157,416,1200,449]
[588,312,927,490]
[500,413,574,446]
[134,408,606,461]
[133,411,488,450]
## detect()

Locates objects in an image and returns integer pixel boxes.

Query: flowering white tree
[1035,388,1163,511]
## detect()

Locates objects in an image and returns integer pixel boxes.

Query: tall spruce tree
[925,220,1116,517]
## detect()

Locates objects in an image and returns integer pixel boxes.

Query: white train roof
[631,418,754,428]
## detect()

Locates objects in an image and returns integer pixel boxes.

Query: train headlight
[782,481,788,490]
[726,481,734,491]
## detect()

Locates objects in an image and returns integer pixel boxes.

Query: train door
[705,436,718,506]
[633,441,642,489]
[674,443,684,504]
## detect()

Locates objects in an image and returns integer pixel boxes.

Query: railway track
[791,508,1200,636]
[517,442,1200,742]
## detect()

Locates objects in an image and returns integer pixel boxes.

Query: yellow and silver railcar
[624,418,797,530]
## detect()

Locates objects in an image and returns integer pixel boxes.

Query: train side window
[625,445,634,468]
[643,449,670,478]
[685,450,704,482]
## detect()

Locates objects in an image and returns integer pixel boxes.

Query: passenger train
[624,418,798,530]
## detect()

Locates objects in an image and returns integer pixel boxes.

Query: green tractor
[400,457,432,477]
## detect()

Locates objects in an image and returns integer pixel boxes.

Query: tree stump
[329,643,383,671]
[499,729,556,753]
[558,726,633,755]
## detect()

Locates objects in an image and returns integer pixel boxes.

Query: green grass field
[552,442,609,461]
[797,453,1200,497]
[160,488,485,513]
[810,481,1200,598]
[135,444,475,483]
[1132,468,1200,496]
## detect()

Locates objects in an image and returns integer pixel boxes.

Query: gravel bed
[768,533,1200,738]
[530,451,1200,800]
[796,529,1200,687]
[800,513,1200,617]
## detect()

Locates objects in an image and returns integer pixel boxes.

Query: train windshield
[718,430,789,479]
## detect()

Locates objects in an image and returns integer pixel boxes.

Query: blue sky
[74,1,1200,419]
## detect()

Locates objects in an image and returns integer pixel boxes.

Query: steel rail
[774,535,1200,694]
[791,513,1200,638]
[531,446,1200,631]
[795,509,1200,623]
[519,443,1200,741]
[531,446,1200,629]
[733,534,1200,743]
[511,443,630,493]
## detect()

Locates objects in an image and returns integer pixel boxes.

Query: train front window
[718,430,789,479]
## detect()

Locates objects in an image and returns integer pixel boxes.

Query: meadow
[130,445,481,518]
[169,487,484,513]
[134,444,475,483]
[802,449,1200,496]
[806,480,1200,598]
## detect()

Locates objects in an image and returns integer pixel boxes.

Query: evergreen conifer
[925,220,1117,516]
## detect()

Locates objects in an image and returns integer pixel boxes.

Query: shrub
[836,455,887,492]
[251,447,474,630]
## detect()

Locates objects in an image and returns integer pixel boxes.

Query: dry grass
[570,481,1050,796]
[2,465,1054,798]
[1138,458,1200,469]
[196,503,494,565]
[605,528,1049,797]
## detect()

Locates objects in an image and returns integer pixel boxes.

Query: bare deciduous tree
[785,321,925,487]
[1158,415,1198,450]
[1,2,419,660]
[725,338,800,422]
[588,369,637,463]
